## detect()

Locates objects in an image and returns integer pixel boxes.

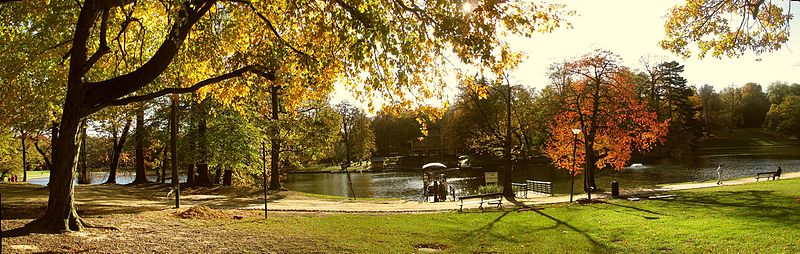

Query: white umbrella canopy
[422,162,447,170]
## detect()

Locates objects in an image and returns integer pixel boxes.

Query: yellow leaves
[661,0,791,58]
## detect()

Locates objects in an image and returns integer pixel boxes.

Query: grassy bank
[24,170,49,179]
[291,162,371,173]
[227,178,800,253]
[700,128,798,147]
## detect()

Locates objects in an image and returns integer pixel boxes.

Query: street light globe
[571,128,581,135]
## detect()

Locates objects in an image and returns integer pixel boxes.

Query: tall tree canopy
[1,0,571,232]
[544,50,669,196]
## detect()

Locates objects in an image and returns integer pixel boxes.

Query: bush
[478,184,503,194]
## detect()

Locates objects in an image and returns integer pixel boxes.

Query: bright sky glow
[333,1,800,112]
[463,2,474,13]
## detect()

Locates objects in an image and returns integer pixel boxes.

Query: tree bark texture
[268,86,282,190]
[105,118,131,184]
[21,133,28,182]
[78,120,91,184]
[223,169,232,186]
[132,104,148,184]
[195,98,211,186]
[187,164,195,185]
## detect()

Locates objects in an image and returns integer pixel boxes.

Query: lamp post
[570,128,581,203]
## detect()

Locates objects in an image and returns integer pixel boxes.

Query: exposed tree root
[79,218,119,231]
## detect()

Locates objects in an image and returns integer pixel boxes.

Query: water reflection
[28,172,186,185]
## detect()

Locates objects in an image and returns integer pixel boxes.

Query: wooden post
[21,132,28,182]
[262,140,268,219]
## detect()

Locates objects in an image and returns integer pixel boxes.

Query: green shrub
[478,184,503,194]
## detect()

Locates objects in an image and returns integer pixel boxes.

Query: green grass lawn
[25,170,50,179]
[218,178,800,253]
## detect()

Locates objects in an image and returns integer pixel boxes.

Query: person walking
[716,164,723,185]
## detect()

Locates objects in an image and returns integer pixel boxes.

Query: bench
[526,180,552,196]
[756,168,781,181]
[456,192,503,212]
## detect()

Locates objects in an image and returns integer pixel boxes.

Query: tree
[2,0,569,232]
[372,111,422,156]
[544,50,669,200]
[131,103,149,184]
[719,86,744,130]
[336,102,376,167]
[739,82,770,128]
[636,61,702,157]
[280,104,341,169]
[661,0,793,58]
[446,74,555,198]
[765,95,800,137]
[693,84,724,132]
[766,82,800,105]
[95,107,133,184]
[0,130,23,179]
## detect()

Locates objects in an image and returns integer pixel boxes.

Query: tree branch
[33,141,52,169]
[97,65,275,108]
[40,39,74,56]
[332,0,373,29]
[84,6,112,74]
[247,3,318,63]
[84,0,217,110]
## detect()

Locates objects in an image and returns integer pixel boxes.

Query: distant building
[406,125,452,160]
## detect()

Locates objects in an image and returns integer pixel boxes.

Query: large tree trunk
[26,85,86,232]
[583,146,597,200]
[195,98,211,186]
[105,119,131,184]
[21,132,28,182]
[268,86,282,190]
[78,119,91,184]
[132,104,148,184]
[187,164,195,185]
[223,169,232,186]
[27,0,215,232]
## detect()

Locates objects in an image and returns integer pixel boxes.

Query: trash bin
[611,180,619,198]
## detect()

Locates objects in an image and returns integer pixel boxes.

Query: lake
[284,145,800,200]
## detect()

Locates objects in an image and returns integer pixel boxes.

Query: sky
[332,0,800,111]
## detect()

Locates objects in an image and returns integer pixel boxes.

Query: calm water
[29,172,185,185]
[285,145,800,200]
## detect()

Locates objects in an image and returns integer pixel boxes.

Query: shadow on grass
[661,190,800,225]
[455,208,611,253]
[590,200,665,220]
[461,211,514,242]
[532,210,611,254]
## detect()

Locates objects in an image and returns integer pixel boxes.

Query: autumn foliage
[545,50,669,178]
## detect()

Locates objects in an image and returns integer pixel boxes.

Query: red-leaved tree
[544,50,669,200]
